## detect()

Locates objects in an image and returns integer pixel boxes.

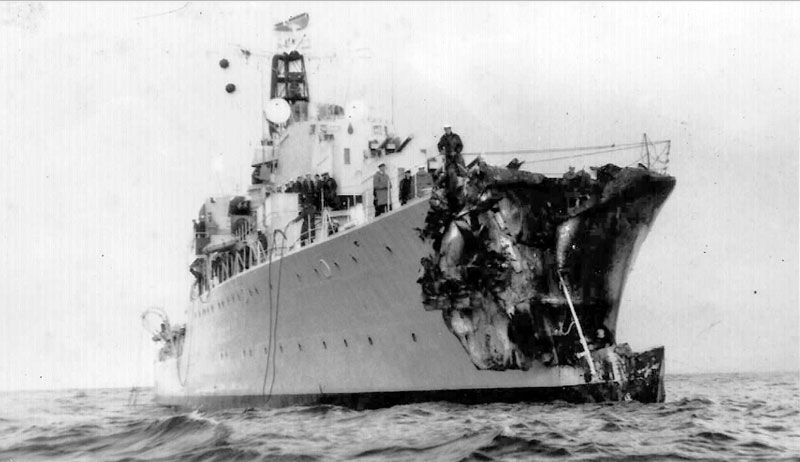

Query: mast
[266,13,311,136]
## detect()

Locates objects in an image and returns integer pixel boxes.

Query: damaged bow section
[418,159,675,382]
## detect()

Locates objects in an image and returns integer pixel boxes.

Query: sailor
[437,124,465,172]
[298,201,317,246]
[590,327,614,351]
[314,174,323,206]
[373,163,391,216]
[589,327,617,381]
[399,170,413,205]
[322,172,338,209]
[303,174,316,204]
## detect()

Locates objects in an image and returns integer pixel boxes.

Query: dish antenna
[265,98,291,124]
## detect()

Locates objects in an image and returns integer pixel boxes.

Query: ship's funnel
[265,98,291,124]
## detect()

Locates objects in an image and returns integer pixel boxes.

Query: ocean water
[0,373,797,462]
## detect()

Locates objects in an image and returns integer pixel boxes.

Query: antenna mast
[391,57,395,126]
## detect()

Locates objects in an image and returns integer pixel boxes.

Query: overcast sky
[0,2,797,391]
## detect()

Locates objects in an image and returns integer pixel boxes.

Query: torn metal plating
[418,159,676,374]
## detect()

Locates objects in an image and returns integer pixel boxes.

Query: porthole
[412,333,417,342]
[322,340,327,349]
[343,339,349,347]
[368,337,373,346]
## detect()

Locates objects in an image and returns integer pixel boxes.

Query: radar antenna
[274,13,309,53]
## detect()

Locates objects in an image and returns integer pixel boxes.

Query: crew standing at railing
[373,163,390,217]
[322,172,338,209]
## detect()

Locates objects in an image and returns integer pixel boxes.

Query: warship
[145,13,676,410]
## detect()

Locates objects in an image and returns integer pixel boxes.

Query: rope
[261,227,288,403]
[266,231,286,402]
[142,304,192,388]
[461,140,671,170]
[464,140,668,158]
[523,144,657,165]
[560,321,575,336]
[261,235,276,396]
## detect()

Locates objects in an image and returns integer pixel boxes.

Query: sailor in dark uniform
[399,170,413,205]
[437,124,465,172]
[437,124,467,210]
[322,172,338,209]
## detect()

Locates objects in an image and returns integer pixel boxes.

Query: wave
[351,430,497,460]
[693,431,738,442]
[2,374,798,462]
[466,434,572,459]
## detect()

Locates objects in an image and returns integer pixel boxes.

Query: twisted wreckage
[419,159,675,401]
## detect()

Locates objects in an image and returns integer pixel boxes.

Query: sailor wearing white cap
[437,124,465,171]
